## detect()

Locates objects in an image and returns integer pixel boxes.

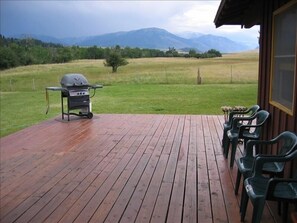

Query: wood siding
[258,0,297,175]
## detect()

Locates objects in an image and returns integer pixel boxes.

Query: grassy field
[0,51,259,137]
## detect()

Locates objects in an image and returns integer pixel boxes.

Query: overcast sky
[0,0,259,46]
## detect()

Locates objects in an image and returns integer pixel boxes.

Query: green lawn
[91,84,257,114]
[0,51,259,137]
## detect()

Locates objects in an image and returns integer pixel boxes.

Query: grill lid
[60,73,89,87]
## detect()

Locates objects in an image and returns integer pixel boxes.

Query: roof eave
[214,0,262,29]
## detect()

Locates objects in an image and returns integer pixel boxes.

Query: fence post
[32,78,36,91]
[230,65,233,84]
[197,67,202,85]
[10,79,13,91]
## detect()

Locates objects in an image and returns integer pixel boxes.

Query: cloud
[166,1,220,33]
[1,1,222,37]
[164,1,259,45]
[0,0,259,46]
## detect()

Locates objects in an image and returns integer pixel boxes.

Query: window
[270,1,297,115]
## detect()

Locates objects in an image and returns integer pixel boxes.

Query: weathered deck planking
[0,114,278,222]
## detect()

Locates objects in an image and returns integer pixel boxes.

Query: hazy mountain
[8,34,88,46]
[175,31,204,39]
[7,27,252,53]
[79,28,192,50]
[188,34,251,52]
[78,28,250,53]
[10,34,63,45]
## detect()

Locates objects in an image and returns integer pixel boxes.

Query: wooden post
[10,79,13,91]
[230,65,233,84]
[197,67,202,85]
[32,78,36,91]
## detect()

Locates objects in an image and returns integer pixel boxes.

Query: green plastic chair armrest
[253,151,297,177]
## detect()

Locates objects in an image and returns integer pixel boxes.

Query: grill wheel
[87,112,93,119]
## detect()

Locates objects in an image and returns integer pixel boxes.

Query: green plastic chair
[265,177,297,223]
[225,110,270,167]
[241,146,297,223]
[222,105,260,154]
[235,131,297,195]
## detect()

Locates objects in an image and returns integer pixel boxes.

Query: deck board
[0,114,279,223]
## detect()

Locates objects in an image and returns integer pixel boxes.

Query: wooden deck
[0,114,279,223]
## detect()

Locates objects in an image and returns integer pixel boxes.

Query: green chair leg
[224,140,230,159]
[240,188,249,221]
[235,169,242,195]
[251,199,265,223]
[230,138,238,167]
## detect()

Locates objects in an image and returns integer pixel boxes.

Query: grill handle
[89,84,103,98]
[90,84,103,89]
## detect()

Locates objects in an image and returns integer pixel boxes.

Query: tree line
[0,35,222,70]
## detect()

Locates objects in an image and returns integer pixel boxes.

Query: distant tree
[165,47,179,57]
[206,49,222,57]
[87,46,105,59]
[104,50,128,73]
[195,49,222,59]
[122,47,142,58]
[188,49,197,58]
[0,47,19,69]
[52,47,72,63]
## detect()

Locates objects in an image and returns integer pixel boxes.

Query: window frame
[269,1,297,116]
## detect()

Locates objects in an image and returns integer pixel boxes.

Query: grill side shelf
[45,87,66,114]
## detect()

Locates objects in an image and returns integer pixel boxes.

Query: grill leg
[67,98,70,121]
[61,93,64,120]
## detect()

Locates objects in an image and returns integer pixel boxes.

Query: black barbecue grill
[46,73,102,121]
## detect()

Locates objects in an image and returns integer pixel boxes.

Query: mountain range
[10,27,256,53]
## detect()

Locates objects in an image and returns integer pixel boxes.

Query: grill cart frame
[46,73,102,121]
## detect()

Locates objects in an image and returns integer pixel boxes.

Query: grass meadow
[0,51,259,137]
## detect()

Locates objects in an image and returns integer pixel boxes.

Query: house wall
[258,0,297,175]
[257,1,297,218]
